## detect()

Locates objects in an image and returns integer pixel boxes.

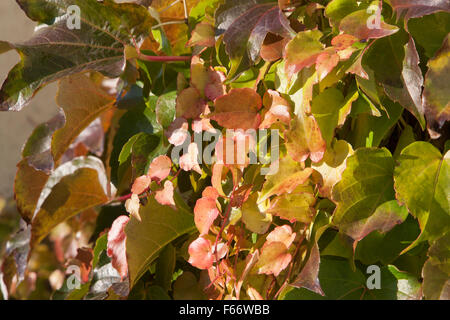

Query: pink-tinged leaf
[179,143,202,174]
[192,118,215,133]
[267,191,317,223]
[285,113,326,163]
[205,70,226,101]
[339,9,399,40]
[125,193,141,222]
[176,87,207,119]
[155,180,176,207]
[260,90,291,129]
[187,23,215,47]
[188,237,214,270]
[284,30,325,76]
[148,155,172,182]
[291,242,324,295]
[215,131,257,169]
[390,0,450,20]
[194,197,220,235]
[316,50,340,80]
[256,241,291,277]
[107,215,130,280]
[165,117,189,146]
[266,225,296,248]
[210,88,262,130]
[342,200,409,243]
[422,34,450,138]
[202,186,220,201]
[260,34,290,62]
[131,175,151,194]
[332,34,359,51]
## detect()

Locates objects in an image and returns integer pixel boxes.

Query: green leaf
[332,148,396,235]
[311,88,345,146]
[215,0,293,79]
[156,91,177,128]
[347,97,403,148]
[408,12,450,59]
[284,30,324,76]
[125,196,195,287]
[242,193,272,234]
[0,0,154,111]
[394,142,450,246]
[325,0,369,28]
[422,233,450,300]
[339,7,399,40]
[422,34,450,136]
[155,244,177,292]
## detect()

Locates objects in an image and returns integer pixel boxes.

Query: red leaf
[210,88,262,130]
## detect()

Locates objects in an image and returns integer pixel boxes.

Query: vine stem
[137,53,191,62]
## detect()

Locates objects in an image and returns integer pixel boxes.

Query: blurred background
[0,1,59,199]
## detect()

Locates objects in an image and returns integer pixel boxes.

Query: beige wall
[0,1,58,197]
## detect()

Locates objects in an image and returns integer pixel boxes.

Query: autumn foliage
[0,0,449,300]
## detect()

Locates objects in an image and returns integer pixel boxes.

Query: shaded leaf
[389,0,450,20]
[125,196,195,287]
[216,0,293,78]
[422,34,450,136]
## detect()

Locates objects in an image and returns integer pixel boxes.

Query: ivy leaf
[325,0,370,28]
[383,38,426,129]
[339,8,399,40]
[291,242,324,296]
[408,12,450,59]
[242,193,272,234]
[259,156,314,202]
[53,74,115,162]
[389,0,450,20]
[285,113,327,163]
[31,156,111,244]
[284,30,325,76]
[312,140,354,198]
[394,142,450,247]
[125,196,195,287]
[0,0,154,111]
[107,215,130,280]
[332,148,396,238]
[422,34,450,137]
[210,88,262,130]
[215,0,293,78]
[267,190,316,223]
[422,233,450,300]
[255,242,291,277]
[311,88,346,146]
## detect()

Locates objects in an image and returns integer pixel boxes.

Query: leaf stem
[137,53,191,62]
